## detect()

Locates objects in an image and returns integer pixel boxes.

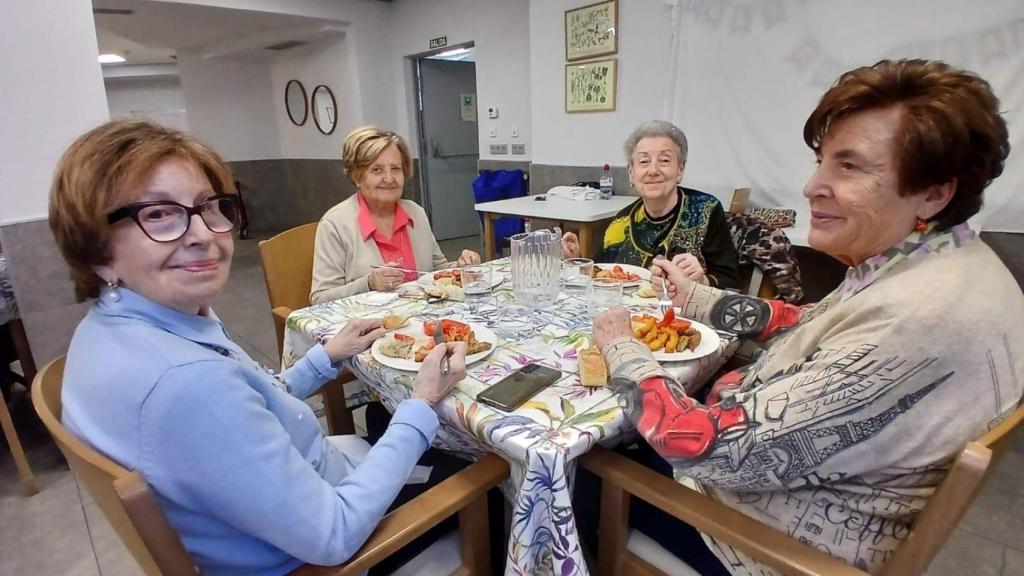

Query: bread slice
[579,347,608,387]
[382,314,407,331]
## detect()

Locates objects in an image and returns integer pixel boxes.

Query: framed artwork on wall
[565,0,618,62]
[565,58,617,113]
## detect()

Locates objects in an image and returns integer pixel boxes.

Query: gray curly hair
[623,120,688,166]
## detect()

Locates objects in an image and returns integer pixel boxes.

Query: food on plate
[379,333,415,359]
[382,314,408,330]
[593,264,641,282]
[413,340,436,362]
[578,347,608,387]
[635,281,657,299]
[434,276,457,288]
[631,309,702,353]
[421,319,492,356]
[442,284,464,302]
[423,286,446,300]
[433,269,462,287]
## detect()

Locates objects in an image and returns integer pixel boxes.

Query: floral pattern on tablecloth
[283,259,736,576]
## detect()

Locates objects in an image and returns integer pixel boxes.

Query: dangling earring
[914,217,928,232]
[105,278,121,302]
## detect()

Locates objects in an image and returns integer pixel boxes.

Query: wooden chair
[580,402,1024,576]
[0,377,39,496]
[32,356,510,576]
[258,223,354,435]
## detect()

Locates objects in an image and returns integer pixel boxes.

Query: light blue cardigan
[61,288,438,576]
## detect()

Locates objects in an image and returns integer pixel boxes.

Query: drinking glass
[461,265,492,314]
[496,302,534,342]
[588,278,623,318]
[562,257,593,297]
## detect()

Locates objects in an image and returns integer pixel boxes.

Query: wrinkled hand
[369,261,404,292]
[593,307,634,351]
[457,250,481,266]
[561,232,580,258]
[411,342,468,406]
[670,253,708,285]
[324,318,386,363]
[651,256,695,307]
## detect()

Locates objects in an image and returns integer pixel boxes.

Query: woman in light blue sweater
[49,120,469,576]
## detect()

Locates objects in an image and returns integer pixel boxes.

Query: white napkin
[545,185,601,201]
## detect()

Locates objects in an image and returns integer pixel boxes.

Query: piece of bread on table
[578,347,608,387]
[382,314,407,330]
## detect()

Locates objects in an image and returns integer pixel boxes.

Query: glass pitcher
[509,227,562,315]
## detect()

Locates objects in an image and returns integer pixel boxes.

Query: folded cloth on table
[546,185,601,201]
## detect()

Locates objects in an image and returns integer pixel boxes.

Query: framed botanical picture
[565,0,618,62]
[565,58,617,113]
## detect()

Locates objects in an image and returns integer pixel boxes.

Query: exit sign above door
[429,36,447,49]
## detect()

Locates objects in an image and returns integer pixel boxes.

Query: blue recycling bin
[472,169,527,252]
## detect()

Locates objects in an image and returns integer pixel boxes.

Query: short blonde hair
[49,120,235,302]
[341,126,413,186]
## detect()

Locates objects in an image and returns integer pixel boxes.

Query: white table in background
[474,194,637,259]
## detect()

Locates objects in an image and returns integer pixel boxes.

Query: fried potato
[665,328,679,353]
[686,329,701,351]
[648,328,669,351]
[633,317,656,339]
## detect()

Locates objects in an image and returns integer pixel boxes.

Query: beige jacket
[310,195,451,304]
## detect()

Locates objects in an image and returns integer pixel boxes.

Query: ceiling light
[435,47,471,58]
[98,54,126,64]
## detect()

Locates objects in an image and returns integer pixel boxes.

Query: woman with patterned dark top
[587,59,1023,575]
[561,120,741,289]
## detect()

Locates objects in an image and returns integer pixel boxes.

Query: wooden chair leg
[0,390,39,496]
[597,482,630,576]
[457,492,491,575]
[322,373,355,436]
[10,319,36,385]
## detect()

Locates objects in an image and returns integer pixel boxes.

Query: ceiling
[93,0,345,67]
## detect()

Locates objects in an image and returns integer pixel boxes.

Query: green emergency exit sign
[429,36,447,49]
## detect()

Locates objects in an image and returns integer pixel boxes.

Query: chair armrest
[580,446,866,576]
[115,473,201,575]
[288,453,509,576]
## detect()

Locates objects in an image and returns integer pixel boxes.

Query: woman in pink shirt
[310,127,480,303]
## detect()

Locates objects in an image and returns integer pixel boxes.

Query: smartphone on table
[476,363,562,412]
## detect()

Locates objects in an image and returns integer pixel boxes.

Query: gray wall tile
[21,301,91,366]
[529,163,632,197]
[980,232,1024,290]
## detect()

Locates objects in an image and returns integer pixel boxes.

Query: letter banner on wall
[667,0,1024,232]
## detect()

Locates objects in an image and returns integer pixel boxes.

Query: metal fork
[657,274,673,316]
[433,322,451,375]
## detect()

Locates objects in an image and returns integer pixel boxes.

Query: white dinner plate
[647,317,722,362]
[592,263,651,288]
[370,319,498,371]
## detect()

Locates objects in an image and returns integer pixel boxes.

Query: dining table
[283,258,738,575]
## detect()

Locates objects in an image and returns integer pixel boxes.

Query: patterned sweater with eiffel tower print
[602,224,1024,575]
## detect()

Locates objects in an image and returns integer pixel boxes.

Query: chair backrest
[881,402,1024,576]
[259,222,318,313]
[31,357,198,576]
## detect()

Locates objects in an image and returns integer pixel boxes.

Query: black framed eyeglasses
[107,194,241,243]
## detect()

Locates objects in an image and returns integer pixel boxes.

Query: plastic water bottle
[599,164,613,199]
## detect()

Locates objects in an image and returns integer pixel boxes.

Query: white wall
[391,0,532,161]
[529,0,673,167]
[0,0,108,223]
[270,36,361,159]
[105,76,190,132]
[177,50,281,160]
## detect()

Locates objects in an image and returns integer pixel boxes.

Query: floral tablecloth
[283,259,736,575]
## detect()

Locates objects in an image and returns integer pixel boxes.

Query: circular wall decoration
[311,85,337,135]
[284,79,308,126]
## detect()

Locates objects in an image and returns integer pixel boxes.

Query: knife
[433,322,450,375]
[370,264,432,276]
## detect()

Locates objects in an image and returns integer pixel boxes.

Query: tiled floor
[1,232,1021,575]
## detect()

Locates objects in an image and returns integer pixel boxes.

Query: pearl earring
[106,278,121,302]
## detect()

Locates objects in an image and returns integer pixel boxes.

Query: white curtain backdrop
[666,0,1024,232]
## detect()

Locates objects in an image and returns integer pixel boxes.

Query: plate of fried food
[631,308,720,361]
[592,264,650,287]
[372,318,496,371]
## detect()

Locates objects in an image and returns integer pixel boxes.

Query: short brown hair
[341,126,413,186]
[49,120,235,302]
[804,59,1009,229]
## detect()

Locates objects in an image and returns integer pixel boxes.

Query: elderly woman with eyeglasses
[310,126,481,304]
[51,120,472,575]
